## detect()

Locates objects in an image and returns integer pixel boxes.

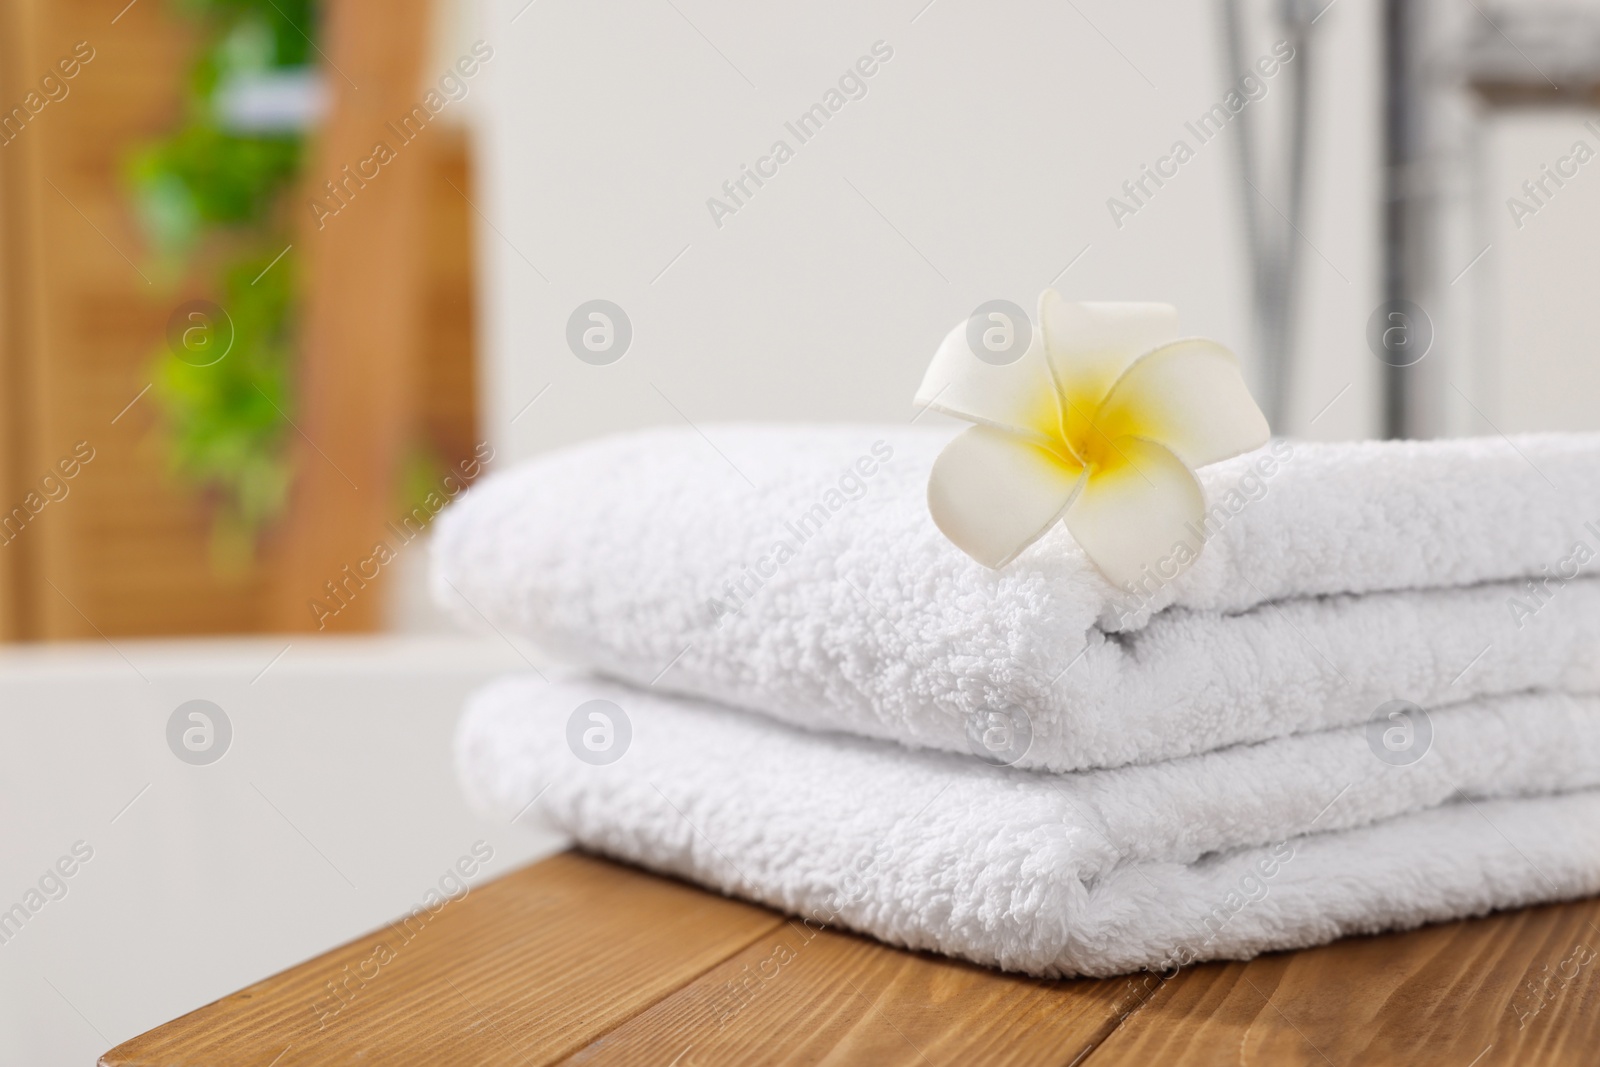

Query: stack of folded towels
[435,424,1600,978]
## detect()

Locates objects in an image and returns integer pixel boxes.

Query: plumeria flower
[916,291,1270,584]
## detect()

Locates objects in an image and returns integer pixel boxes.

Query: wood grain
[1082,897,1600,1066]
[100,852,785,1067]
[559,922,1125,1067]
[99,850,1600,1067]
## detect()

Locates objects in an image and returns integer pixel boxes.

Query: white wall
[467,0,1383,465]
[1478,109,1600,433]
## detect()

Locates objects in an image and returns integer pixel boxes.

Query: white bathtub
[0,635,564,1065]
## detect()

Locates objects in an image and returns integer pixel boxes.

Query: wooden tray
[101,851,1600,1066]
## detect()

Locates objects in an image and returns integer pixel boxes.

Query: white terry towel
[433,425,1600,771]
[458,675,1600,978]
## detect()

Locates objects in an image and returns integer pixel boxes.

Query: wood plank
[0,0,281,639]
[418,125,481,472]
[100,849,1600,1066]
[267,0,434,633]
[0,0,43,639]
[100,852,786,1067]
[559,923,1128,1067]
[1082,897,1600,1066]
[30,0,204,639]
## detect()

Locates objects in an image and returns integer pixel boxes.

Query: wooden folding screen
[0,0,468,639]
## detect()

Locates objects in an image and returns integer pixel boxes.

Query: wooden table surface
[102,851,1600,1066]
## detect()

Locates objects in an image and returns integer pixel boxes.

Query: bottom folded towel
[457,675,1600,977]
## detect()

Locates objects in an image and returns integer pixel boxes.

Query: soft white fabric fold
[458,676,1600,978]
[433,425,1600,771]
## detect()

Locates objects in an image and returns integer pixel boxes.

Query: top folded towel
[432,424,1600,770]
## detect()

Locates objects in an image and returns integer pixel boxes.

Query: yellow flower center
[1023,375,1150,481]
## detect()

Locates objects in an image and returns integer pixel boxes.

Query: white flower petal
[1095,338,1271,468]
[915,318,1061,443]
[1063,436,1204,588]
[1038,292,1181,409]
[927,425,1085,569]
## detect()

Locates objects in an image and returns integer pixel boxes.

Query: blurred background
[3,0,1599,1061]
